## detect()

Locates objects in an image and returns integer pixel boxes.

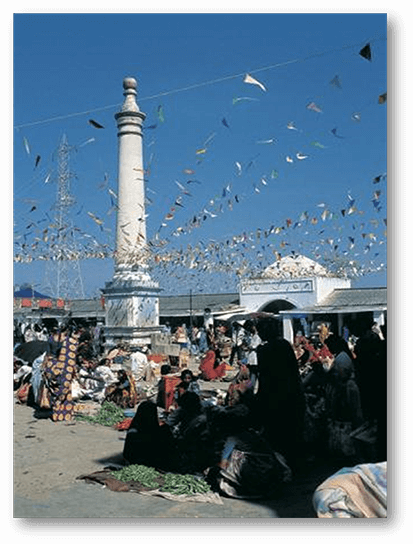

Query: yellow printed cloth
[43,334,79,422]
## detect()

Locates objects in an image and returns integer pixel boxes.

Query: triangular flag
[307,101,323,113]
[157,105,165,123]
[330,75,342,89]
[359,43,372,61]
[378,92,387,104]
[243,73,266,92]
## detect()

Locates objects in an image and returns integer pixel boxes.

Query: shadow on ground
[95,452,126,466]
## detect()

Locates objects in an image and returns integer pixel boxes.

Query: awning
[213,307,248,320]
[218,311,279,323]
[280,305,387,316]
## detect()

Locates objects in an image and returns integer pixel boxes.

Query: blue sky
[13,12,387,298]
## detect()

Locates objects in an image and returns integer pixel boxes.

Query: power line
[13,35,386,130]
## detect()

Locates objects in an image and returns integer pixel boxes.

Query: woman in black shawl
[255,318,306,471]
[123,400,178,471]
[354,330,387,461]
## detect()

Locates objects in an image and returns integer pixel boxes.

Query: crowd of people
[13,314,387,502]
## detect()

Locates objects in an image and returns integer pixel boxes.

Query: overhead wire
[13,35,386,130]
[13,34,387,279]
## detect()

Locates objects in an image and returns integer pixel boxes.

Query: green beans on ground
[160,473,212,495]
[111,464,161,488]
[75,401,125,426]
[110,465,212,495]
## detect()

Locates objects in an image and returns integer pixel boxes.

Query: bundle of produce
[74,401,125,426]
[110,464,212,495]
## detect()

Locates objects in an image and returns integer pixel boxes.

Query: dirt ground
[13,391,346,520]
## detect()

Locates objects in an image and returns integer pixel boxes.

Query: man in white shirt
[229,322,246,365]
[130,346,149,380]
[246,325,262,388]
[130,346,157,382]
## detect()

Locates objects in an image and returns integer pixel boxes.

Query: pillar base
[103,325,164,350]
[102,267,163,350]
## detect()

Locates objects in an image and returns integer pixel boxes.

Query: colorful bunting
[330,75,342,89]
[306,101,323,113]
[243,73,267,92]
[88,119,105,129]
[157,105,165,123]
[359,43,372,61]
[378,92,387,104]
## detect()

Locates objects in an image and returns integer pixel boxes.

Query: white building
[236,254,386,343]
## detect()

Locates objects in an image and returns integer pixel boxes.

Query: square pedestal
[102,270,163,348]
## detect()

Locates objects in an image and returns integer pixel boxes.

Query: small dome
[119,76,140,113]
[123,77,137,90]
[262,254,331,279]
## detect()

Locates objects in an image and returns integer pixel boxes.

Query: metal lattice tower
[44,134,85,300]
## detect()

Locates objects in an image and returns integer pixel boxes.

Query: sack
[218,448,282,499]
[16,382,31,404]
[39,385,51,409]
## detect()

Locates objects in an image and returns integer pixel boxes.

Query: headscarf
[129,400,159,433]
[226,364,253,407]
[325,336,353,360]
[330,351,355,384]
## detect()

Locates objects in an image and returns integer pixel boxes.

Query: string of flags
[14,175,386,284]
[14,38,386,290]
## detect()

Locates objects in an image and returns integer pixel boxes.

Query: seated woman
[166,391,216,474]
[156,364,172,409]
[179,369,201,395]
[105,369,138,409]
[225,364,255,408]
[166,391,203,436]
[123,400,178,472]
[199,348,226,381]
[172,380,189,408]
[156,364,182,412]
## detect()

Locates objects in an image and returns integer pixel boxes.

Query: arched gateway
[259,299,296,314]
[239,255,351,342]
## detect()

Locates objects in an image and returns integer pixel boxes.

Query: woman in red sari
[199,348,226,381]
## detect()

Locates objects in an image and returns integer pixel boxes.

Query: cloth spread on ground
[77,467,223,504]
[312,462,387,518]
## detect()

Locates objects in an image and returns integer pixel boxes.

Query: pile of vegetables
[110,464,212,495]
[160,473,212,495]
[75,401,125,426]
[111,464,162,488]
[114,417,133,430]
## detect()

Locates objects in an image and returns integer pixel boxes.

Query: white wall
[239,275,351,313]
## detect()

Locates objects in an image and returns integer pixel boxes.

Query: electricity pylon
[44,134,85,300]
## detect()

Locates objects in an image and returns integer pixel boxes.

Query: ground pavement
[13,395,346,520]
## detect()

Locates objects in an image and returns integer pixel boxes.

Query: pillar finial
[121,76,139,113]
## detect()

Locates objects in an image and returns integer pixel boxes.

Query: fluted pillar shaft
[114,77,147,270]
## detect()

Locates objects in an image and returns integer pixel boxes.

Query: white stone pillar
[373,310,385,327]
[102,77,162,349]
[114,77,147,271]
[282,315,294,345]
